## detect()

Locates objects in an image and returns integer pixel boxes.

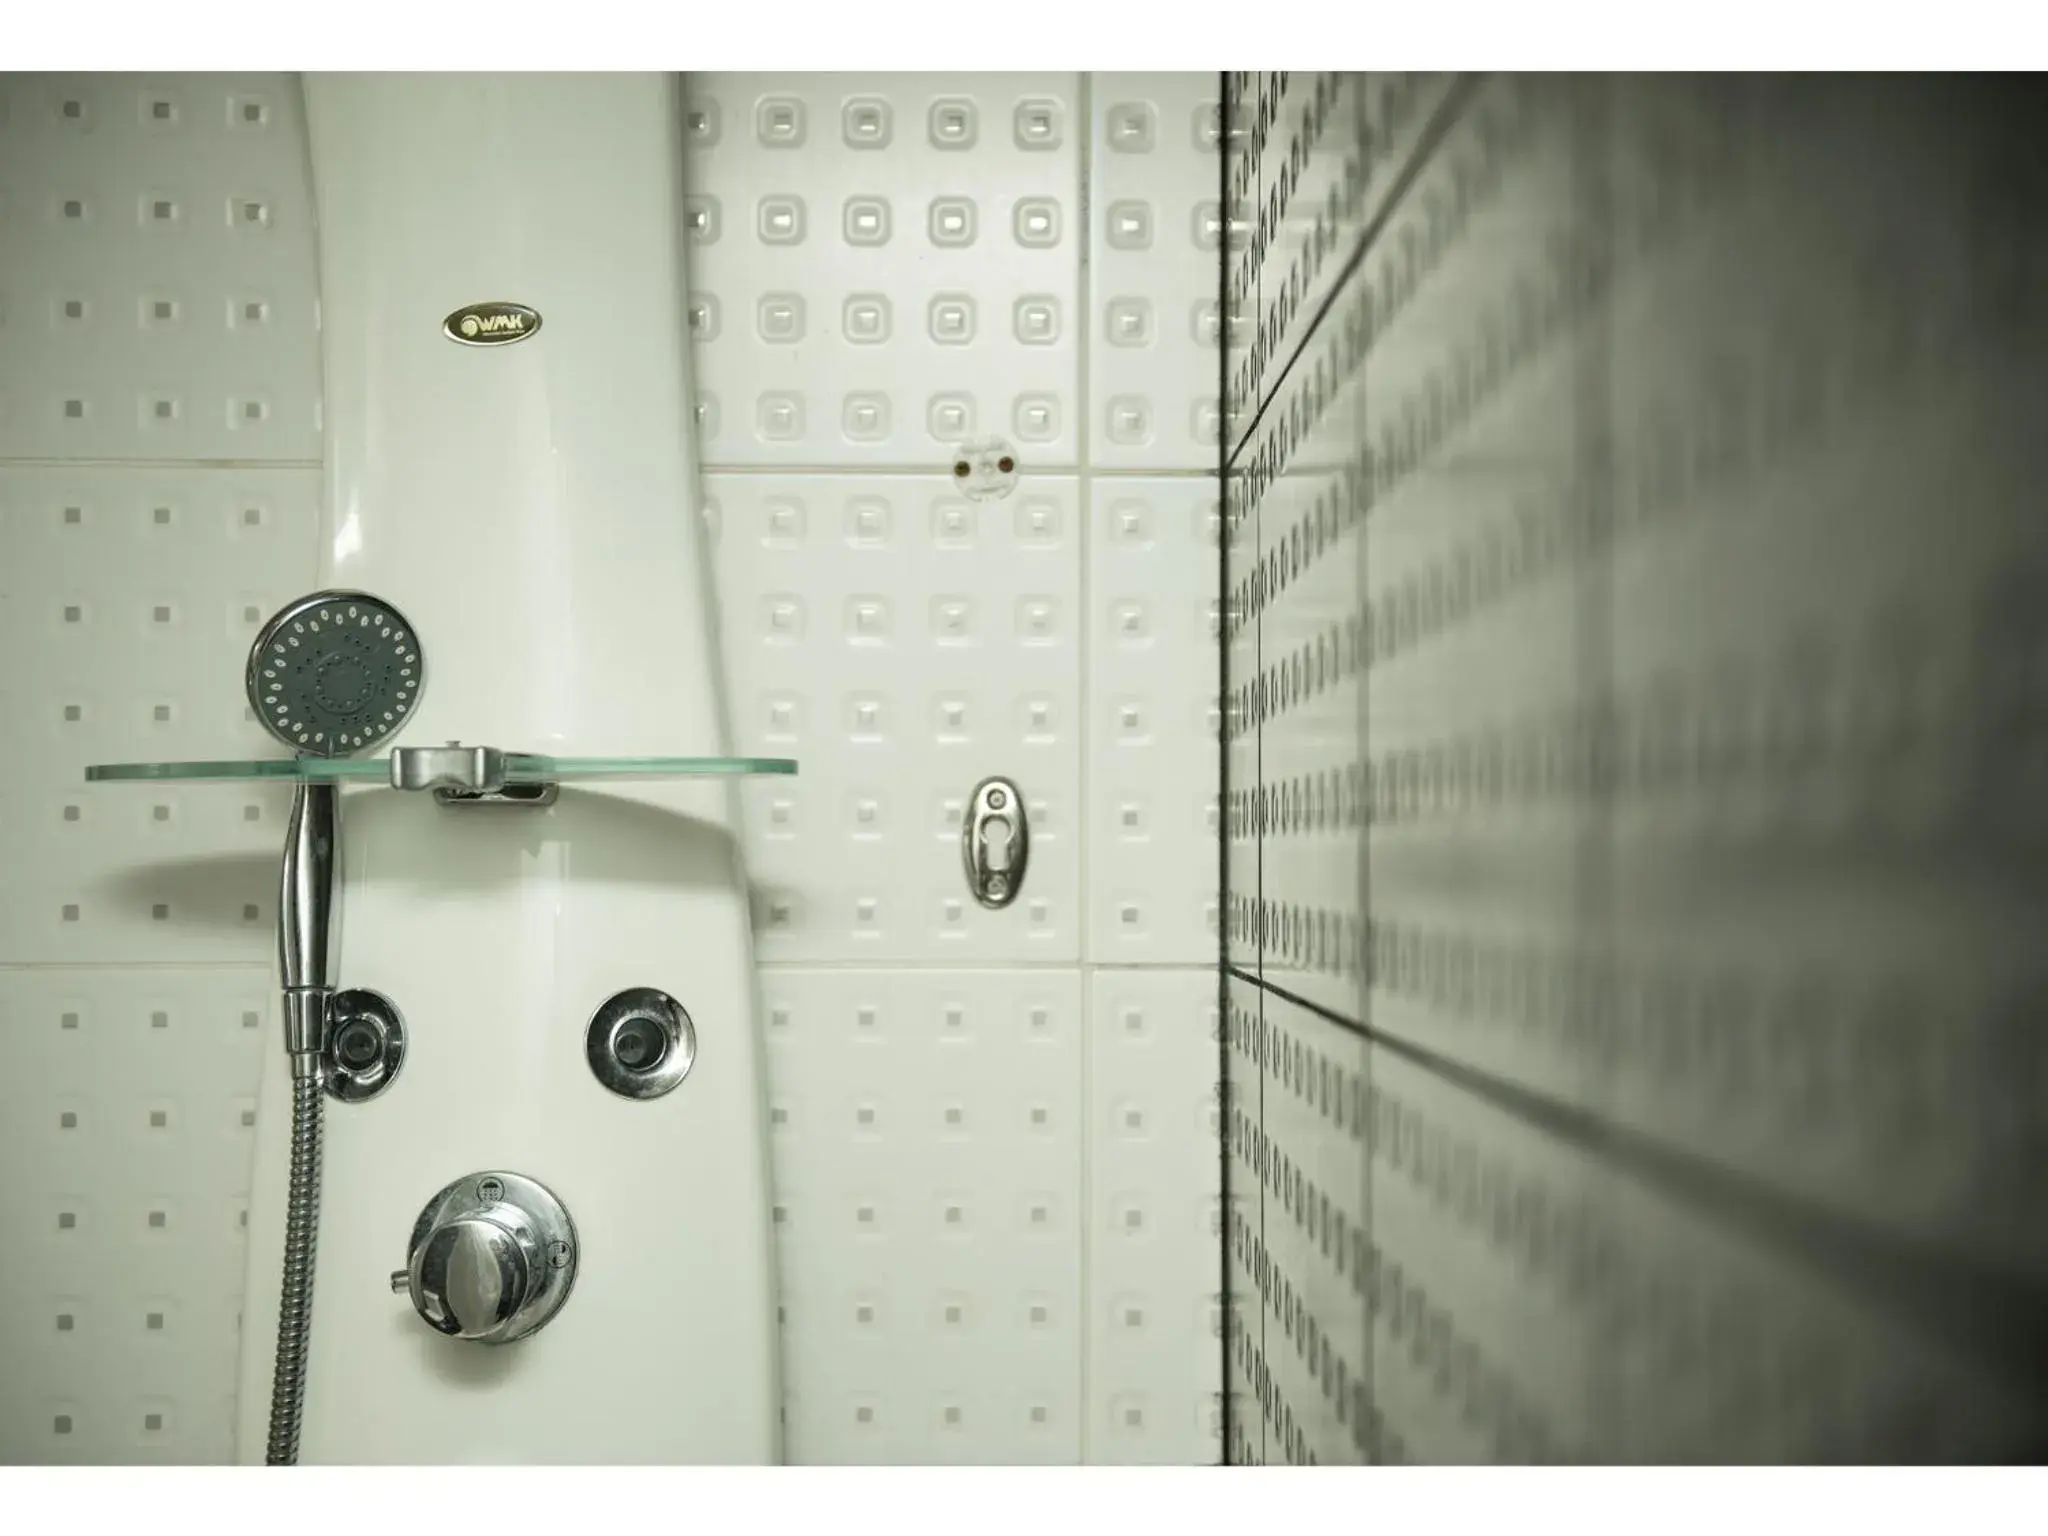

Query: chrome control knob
[394,1171,578,1345]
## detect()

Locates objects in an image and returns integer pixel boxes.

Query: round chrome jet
[586,987,697,1100]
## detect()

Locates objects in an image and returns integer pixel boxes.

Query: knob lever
[391,1171,578,1345]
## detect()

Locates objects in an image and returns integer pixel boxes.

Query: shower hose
[263,777,339,1466]
[265,1064,324,1465]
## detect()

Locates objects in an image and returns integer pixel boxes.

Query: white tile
[0,74,322,464]
[1089,74,1223,472]
[0,967,267,1464]
[1084,968,1223,1464]
[1085,480,1219,964]
[760,967,1084,1464]
[0,466,320,965]
[708,473,1082,964]
[683,74,1083,469]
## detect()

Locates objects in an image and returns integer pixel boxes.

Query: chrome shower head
[246,591,424,757]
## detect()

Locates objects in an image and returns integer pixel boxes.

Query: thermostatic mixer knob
[391,1171,578,1344]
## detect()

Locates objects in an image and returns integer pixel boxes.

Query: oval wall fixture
[962,775,1028,909]
[441,300,541,346]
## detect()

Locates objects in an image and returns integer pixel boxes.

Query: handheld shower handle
[280,780,338,989]
[279,781,340,1063]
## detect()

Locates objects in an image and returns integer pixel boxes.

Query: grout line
[701,462,1081,478]
[1077,72,1097,1030]
[1078,467,1214,479]
[1350,68,1379,1458]
[1079,959,1215,974]
[695,463,1212,481]
[0,960,273,973]
[752,958,1215,973]
[0,457,322,471]
[1074,67,1098,1466]
[1247,72,1268,1466]
[1214,67,1238,1469]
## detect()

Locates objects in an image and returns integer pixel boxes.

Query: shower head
[245,590,424,758]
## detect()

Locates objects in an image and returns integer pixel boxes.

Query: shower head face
[246,591,424,757]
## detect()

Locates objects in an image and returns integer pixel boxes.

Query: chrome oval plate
[962,775,1028,909]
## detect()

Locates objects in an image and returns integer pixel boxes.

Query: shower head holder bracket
[391,742,508,793]
[389,742,561,806]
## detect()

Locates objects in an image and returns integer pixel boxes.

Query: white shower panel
[233,73,778,1464]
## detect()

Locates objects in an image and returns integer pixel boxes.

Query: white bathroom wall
[684,71,1223,1464]
[1222,71,2048,1465]
[0,72,322,1463]
[0,71,1224,1466]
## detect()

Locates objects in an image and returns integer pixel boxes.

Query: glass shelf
[85,753,797,785]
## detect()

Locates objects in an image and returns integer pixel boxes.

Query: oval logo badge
[443,301,540,347]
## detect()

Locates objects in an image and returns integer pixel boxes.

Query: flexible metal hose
[265,1066,324,1465]
[265,782,337,1466]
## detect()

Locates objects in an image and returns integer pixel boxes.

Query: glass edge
[84,755,800,783]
